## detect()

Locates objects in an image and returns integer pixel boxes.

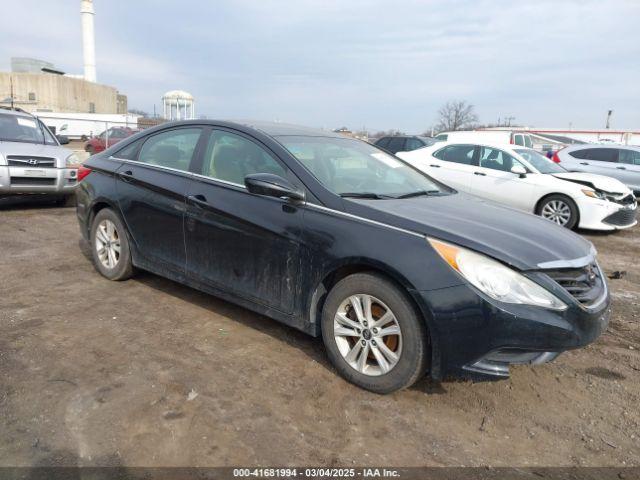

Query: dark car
[84,127,139,154]
[374,135,436,154]
[75,120,610,393]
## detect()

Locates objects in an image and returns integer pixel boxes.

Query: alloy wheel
[333,294,403,376]
[95,219,121,269]
[541,200,571,226]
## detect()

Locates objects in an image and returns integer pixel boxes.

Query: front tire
[90,208,134,281]
[537,194,579,229]
[321,273,429,394]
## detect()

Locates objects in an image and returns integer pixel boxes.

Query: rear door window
[435,145,476,165]
[513,134,524,146]
[585,148,618,163]
[137,128,202,171]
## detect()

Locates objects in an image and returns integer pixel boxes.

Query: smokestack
[81,0,96,83]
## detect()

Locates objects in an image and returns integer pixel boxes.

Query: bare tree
[435,100,478,133]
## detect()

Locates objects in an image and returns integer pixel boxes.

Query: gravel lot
[1,201,639,467]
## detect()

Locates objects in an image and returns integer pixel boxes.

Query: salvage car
[0,107,80,205]
[398,142,637,230]
[76,121,610,393]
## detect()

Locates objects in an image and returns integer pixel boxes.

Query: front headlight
[65,153,80,167]
[582,188,605,199]
[428,238,567,310]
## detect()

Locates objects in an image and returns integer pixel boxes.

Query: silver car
[555,144,640,196]
[0,107,79,204]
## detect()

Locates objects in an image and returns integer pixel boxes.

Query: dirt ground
[0,200,638,468]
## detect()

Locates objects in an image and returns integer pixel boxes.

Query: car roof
[436,140,524,151]
[236,120,345,138]
[566,143,640,151]
[0,107,34,119]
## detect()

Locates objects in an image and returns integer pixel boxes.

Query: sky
[1,0,639,133]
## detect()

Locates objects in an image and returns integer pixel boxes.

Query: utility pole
[505,116,515,127]
[605,110,613,129]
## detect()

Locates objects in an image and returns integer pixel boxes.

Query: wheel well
[311,264,430,340]
[87,201,113,234]
[534,193,580,222]
[310,263,435,376]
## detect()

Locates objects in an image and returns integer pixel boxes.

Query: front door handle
[580,162,589,165]
[474,171,486,176]
[429,164,441,168]
[188,194,209,207]
[118,170,134,182]
[617,166,627,170]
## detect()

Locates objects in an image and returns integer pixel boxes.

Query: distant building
[0,57,128,114]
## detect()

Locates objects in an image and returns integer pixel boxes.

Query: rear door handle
[617,166,627,170]
[118,170,134,182]
[580,162,589,165]
[188,194,209,207]
[474,171,486,176]
[429,164,441,168]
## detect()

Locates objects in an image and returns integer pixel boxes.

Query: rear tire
[537,194,579,229]
[90,208,134,281]
[321,273,429,394]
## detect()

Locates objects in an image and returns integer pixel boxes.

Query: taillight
[78,165,92,181]
[552,152,561,163]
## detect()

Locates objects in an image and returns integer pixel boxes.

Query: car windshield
[515,148,566,174]
[278,136,450,198]
[0,112,57,145]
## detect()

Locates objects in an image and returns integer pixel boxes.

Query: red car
[84,127,138,154]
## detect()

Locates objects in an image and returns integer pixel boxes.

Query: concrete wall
[0,72,127,114]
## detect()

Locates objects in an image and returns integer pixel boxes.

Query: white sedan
[398,142,637,231]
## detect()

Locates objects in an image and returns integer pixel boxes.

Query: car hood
[551,172,630,194]
[345,192,594,271]
[0,140,73,162]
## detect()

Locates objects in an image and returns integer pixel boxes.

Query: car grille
[10,177,56,186]
[603,208,637,227]
[544,262,606,307]
[7,156,56,168]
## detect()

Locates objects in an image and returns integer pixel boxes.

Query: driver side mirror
[245,173,305,202]
[57,135,69,145]
[511,165,527,178]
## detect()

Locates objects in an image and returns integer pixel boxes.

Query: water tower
[162,90,195,120]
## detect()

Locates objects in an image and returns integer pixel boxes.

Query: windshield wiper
[339,192,393,199]
[396,190,443,199]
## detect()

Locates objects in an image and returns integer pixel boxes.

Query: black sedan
[75,121,610,393]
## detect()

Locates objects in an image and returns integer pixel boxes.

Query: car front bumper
[0,166,79,195]
[411,280,610,380]
[576,196,637,230]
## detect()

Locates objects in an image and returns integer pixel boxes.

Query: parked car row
[75,120,614,394]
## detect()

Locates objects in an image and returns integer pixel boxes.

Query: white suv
[0,107,79,204]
